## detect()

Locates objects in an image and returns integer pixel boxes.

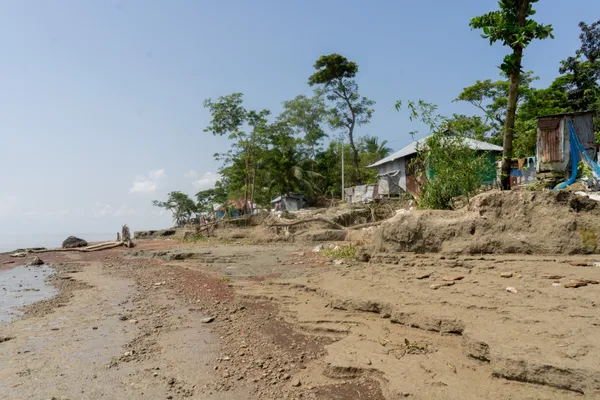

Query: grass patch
[179,235,211,243]
[321,245,356,259]
[580,228,597,251]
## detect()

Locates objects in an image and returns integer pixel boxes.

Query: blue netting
[554,120,600,190]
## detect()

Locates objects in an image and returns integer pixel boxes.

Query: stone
[129,319,138,324]
[430,282,455,290]
[505,287,518,294]
[291,379,301,387]
[442,275,464,281]
[61,236,88,249]
[541,274,563,280]
[313,245,324,253]
[500,272,513,278]
[28,256,44,266]
[202,317,215,323]
[564,280,587,288]
[334,260,344,266]
[416,272,432,280]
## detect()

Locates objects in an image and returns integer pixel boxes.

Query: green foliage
[152,191,198,227]
[321,245,356,259]
[396,100,488,210]
[309,54,375,185]
[469,0,553,75]
[196,183,228,213]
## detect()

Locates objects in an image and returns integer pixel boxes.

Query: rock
[541,274,563,279]
[580,279,599,285]
[119,315,129,321]
[552,283,562,287]
[442,275,464,281]
[500,272,513,278]
[505,287,518,294]
[564,280,587,288]
[128,319,138,324]
[202,317,215,323]
[62,236,88,249]
[28,256,44,266]
[333,259,344,266]
[313,245,324,253]
[291,379,301,387]
[430,282,455,290]
[416,272,432,279]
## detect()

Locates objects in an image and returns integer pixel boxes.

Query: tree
[278,94,328,166]
[445,114,494,142]
[470,0,553,190]
[204,93,270,213]
[196,183,228,214]
[359,136,392,161]
[308,54,375,185]
[455,71,537,141]
[262,124,322,199]
[395,100,489,209]
[152,191,198,227]
[558,20,600,138]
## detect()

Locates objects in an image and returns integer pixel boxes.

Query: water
[0,233,114,253]
[0,265,57,323]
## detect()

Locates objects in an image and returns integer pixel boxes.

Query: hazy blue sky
[0,0,597,235]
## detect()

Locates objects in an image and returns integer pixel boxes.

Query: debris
[581,279,600,284]
[442,275,464,281]
[28,256,44,266]
[552,283,562,287]
[10,252,27,258]
[500,272,513,278]
[119,315,129,321]
[128,319,138,324]
[568,261,593,267]
[430,282,455,290]
[333,259,344,266]
[202,317,215,323]
[505,287,518,294]
[313,245,324,253]
[564,281,588,288]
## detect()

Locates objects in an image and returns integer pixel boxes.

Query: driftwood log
[268,217,345,230]
[32,241,126,253]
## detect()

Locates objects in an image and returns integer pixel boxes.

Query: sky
[0,0,598,235]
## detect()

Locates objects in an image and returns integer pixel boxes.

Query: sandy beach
[1,233,599,399]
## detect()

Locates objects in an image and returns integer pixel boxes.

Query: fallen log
[32,241,126,253]
[268,217,345,230]
[348,220,386,230]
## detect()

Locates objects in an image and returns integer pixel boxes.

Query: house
[214,199,254,220]
[271,193,306,211]
[537,111,596,177]
[366,135,503,197]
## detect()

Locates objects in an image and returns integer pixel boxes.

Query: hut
[270,193,306,211]
[536,111,596,182]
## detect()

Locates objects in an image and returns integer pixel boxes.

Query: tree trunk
[250,163,257,214]
[501,0,528,190]
[348,123,363,185]
[243,156,249,215]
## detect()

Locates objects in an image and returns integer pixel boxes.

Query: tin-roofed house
[366,135,503,197]
[536,111,596,186]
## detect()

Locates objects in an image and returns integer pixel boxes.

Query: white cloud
[149,169,166,181]
[184,170,199,179]
[192,172,220,191]
[129,168,166,194]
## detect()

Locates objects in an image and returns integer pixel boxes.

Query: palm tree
[264,137,322,199]
[360,136,393,161]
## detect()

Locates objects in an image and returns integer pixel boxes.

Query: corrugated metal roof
[367,136,503,168]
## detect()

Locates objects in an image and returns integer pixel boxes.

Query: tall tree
[470,0,553,190]
[204,93,270,213]
[308,54,375,185]
[152,191,198,227]
[278,94,328,167]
